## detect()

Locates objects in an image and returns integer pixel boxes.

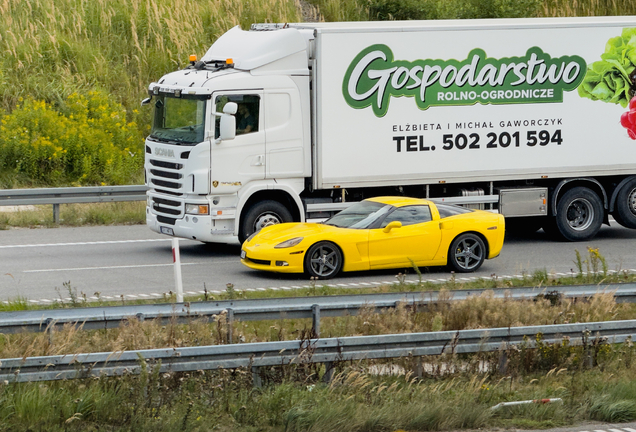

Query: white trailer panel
[312,17,636,188]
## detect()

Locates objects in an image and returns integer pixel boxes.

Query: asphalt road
[2,222,636,303]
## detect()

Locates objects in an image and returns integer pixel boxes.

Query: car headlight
[245,231,259,243]
[274,237,304,249]
[185,204,209,215]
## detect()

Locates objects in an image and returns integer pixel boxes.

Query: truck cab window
[215,94,260,138]
[150,95,206,145]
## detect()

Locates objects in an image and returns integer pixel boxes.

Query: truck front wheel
[553,187,603,241]
[613,178,636,229]
[239,200,293,243]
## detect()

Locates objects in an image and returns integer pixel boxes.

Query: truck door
[264,88,306,178]
[211,91,265,188]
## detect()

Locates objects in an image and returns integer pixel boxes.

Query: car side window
[214,94,260,138]
[380,205,432,227]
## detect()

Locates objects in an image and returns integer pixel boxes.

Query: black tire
[554,187,603,241]
[613,178,636,229]
[448,233,486,273]
[239,200,293,243]
[304,241,343,279]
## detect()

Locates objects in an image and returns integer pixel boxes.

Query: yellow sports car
[240,196,505,279]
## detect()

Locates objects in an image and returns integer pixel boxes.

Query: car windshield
[150,94,207,145]
[324,201,393,229]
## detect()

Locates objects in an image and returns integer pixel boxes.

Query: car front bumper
[240,244,306,274]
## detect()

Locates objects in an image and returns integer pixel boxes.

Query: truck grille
[148,157,185,218]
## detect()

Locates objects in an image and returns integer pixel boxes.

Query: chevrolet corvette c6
[240,196,505,279]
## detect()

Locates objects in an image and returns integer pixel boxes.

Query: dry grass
[541,0,636,16]
[0,0,300,116]
[0,201,145,229]
[0,292,629,359]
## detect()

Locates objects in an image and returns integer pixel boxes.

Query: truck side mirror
[223,102,237,115]
[216,102,237,143]
[218,115,236,142]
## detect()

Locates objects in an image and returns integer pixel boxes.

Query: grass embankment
[0,250,634,430]
[310,0,636,22]
[0,0,300,189]
[3,288,636,430]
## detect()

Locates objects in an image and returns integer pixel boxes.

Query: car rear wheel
[304,241,342,279]
[448,233,486,273]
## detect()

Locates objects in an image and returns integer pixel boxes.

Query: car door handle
[252,155,263,166]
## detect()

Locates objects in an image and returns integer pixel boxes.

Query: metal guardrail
[2,283,635,335]
[1,319,633,383]
[0,186,499,223]
[0,186,148,223]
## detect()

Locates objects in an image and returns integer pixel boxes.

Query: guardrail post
[498,349,508,374]
[46,318,54,346]
[136,313,145,323]
[414,357,423,378]
[312,304,320,337]
[53,204,60,224]
[322,361,334,383]
[252,366,262,388]
[226,308,234,344]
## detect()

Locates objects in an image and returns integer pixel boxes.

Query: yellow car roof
[365,196,433,207]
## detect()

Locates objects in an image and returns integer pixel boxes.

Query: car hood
[249,222,342,243]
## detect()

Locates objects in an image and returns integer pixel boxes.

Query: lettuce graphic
[578,27,636,108]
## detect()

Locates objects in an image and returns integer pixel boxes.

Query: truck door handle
[253,155,263,166]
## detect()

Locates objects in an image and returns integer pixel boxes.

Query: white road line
[23,263,198,273]
[0,239,172,249]
[19,269,636,305]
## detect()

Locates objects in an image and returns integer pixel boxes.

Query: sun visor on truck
[201,26,309,75]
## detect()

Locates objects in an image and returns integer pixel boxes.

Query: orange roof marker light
[226,58,234,66]
[189,54,197,65]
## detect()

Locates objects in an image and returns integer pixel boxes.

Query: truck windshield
[150,95,207,145]
[324,201,393,229]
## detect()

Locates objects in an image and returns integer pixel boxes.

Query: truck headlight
[185,204,209,215]
[274,237,303,249]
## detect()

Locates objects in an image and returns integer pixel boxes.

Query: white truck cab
[145,27,312,243]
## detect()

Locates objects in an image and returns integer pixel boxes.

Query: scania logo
[155,147,175,158]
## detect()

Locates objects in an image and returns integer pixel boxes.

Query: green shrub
[0,91,143,185]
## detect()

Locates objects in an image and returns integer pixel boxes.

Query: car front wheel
[448,233,486,273]
[304,241,343,279]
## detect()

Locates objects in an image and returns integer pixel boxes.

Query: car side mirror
[383,221,402,233]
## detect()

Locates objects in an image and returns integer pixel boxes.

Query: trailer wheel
[304,241,343,279]
[613,178,636,229]
[554,187,603,241]
[448,233,485,273]
[239,200,293,243]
